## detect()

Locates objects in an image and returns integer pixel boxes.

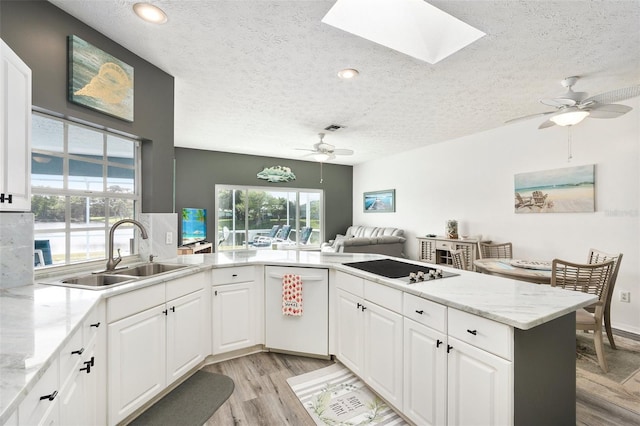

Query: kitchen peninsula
[1,250,596,425]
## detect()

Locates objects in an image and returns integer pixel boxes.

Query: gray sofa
[321,225,406,257]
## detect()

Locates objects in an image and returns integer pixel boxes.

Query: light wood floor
[202,333,640,426]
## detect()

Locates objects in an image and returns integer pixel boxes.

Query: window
[216,185,322,250]
[31,112,141,267]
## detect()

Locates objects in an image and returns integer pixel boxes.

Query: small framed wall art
[68,35,134,122]
[364,189,395,213]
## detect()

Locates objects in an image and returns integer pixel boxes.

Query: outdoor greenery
[32,186,133,223]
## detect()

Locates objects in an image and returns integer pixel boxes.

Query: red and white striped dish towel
[282,274,303,316]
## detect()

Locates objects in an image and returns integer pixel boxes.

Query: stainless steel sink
[61,273,138,287]
[112,263,189,277]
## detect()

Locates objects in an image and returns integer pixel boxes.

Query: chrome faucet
[106,219,149,271]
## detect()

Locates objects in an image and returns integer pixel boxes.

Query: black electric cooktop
[342,259,458,281]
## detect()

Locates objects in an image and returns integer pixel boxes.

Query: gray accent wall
[0,0,175,213]
[175,148,353,247]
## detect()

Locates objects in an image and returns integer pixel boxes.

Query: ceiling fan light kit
[508,76,638,129]
[549,109,590,126]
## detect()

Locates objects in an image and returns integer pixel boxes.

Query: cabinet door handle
[214,290,218,296]
[361,305,367,311]
[447,345,453,353]
[232,274,238,277]
[87,356,95,367]
[415,310,424,315]
[170,306,175,312]
[71,347,84,355]
[356,302,362,310]
[40,391,58,401]
[0,193,13,204]
[90,322,101,328]
[80,364,91,374]
[163,309,168,315]
[467,329,478,335]
[436,339,443,348]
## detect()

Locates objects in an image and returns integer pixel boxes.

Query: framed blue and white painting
[68,35,134,121]
[364,189,395,213]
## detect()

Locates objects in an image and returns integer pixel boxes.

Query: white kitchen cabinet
[335,288,364,376]
[211,266,260,355]
[0,39,32,212]
[447,337,512,426]
[18,357,59,426]
[108,303,167,424]
[403,318,447,426]
[166,288,207,383]
[363,297,403,408]
[212,281,257,354]
[59,302,105,426]
[107,272,208,425]
[334,274,403,409]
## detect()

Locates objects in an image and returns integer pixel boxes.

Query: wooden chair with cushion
[586,248,623,349]
[450,248,467,270]
[550,258,616,372]
[478,242,513,259]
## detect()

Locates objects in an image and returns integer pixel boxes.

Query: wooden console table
[417,236,479,271]
[177,242,213,255]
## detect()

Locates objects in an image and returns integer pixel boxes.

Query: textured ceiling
[48,0,640,165]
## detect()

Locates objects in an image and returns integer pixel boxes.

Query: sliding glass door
[216,185,322,251]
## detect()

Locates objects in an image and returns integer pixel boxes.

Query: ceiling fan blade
[333,148,354,155]
[505,110,555,124]
[538,119,556,129]
[582,85,640,105]
[586,103,633,119]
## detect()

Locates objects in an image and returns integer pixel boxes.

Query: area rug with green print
[287,362,408,425]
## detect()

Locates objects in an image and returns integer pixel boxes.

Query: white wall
[353,98,640,334]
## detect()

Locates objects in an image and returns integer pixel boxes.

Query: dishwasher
[265,266,329,356]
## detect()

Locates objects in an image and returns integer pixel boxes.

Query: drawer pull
[71,348,84,355]
[415,309,424,315]
[90,322,101,328]
[436,339,443,348]
[467,329,478,335]
[40,391,58,401]
[232,274,238,277]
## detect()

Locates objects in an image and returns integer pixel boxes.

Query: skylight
[322,0,485,64]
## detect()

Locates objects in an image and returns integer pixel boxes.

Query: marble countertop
[0,250,596,421]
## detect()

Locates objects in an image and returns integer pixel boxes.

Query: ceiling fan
[507,76,640,129]
[297,133,354,162]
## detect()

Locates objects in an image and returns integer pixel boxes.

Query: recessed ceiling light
[337,68,359,79]
[133,3,168,24]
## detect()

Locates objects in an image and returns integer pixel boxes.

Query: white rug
[287,363,408,425]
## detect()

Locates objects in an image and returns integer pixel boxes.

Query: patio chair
[250,225,281,247]
[274,225,292,242]
[531,190,548,207]
[514,192,533,209]
[298,226,313,244]
[586,248,623,349]
[550,258,615,372]
[478,242,513,259]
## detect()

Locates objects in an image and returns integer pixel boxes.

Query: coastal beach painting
[364,189,395,212]
[68,35,134,121]
[514,165,595,213]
